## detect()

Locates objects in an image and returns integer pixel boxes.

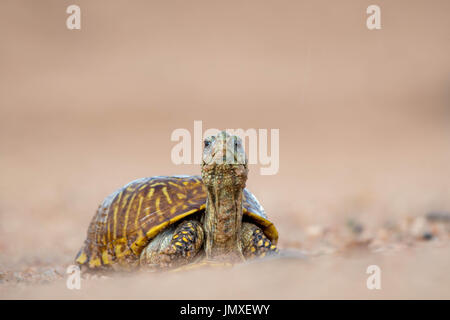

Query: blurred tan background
[0,0,449,299]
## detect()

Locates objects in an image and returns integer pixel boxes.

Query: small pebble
[347,219,364,235]
[422,232,433,241]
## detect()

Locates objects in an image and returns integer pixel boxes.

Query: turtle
[75,131,278,271]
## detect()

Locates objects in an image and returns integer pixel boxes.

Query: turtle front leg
[140,220,204,270]
[240,222,278,259]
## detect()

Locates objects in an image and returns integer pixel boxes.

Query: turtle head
[201,131,248,189]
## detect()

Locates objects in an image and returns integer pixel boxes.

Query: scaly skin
[240,222,278,258]
[140,220,204,269]
[201,131,248,262]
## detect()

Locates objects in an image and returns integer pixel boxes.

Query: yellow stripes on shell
[76,251,88,265]
[102,250,110,265]
[155,197,160,212]
[121,192,131,209]
[115,244,123,257]
[150,182,166,187]
[114,241,132,259]
[122,192,137,239]
[79,177,207,269]
[89,256,102,268]
[107,212,112,242]
[96,207,108,244]
[170,206,178,214]
[130,229,147,255]
[147,188,155,199]
[155,197,164,222]
[134,196,144,229]
[168,181,183,189]
[85,177,213,267]
[112,191,123,240]
[162,187,172,204]
[143,207,204,240]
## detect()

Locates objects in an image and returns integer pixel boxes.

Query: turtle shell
[75,175,278,269]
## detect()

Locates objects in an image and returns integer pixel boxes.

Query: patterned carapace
[75,175,278,269]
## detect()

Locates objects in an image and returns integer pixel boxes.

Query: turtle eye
[204,140,211,148]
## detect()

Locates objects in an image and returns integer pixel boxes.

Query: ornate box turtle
[75,131,279,271]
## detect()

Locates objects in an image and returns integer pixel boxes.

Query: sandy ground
[1,0,450,299]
